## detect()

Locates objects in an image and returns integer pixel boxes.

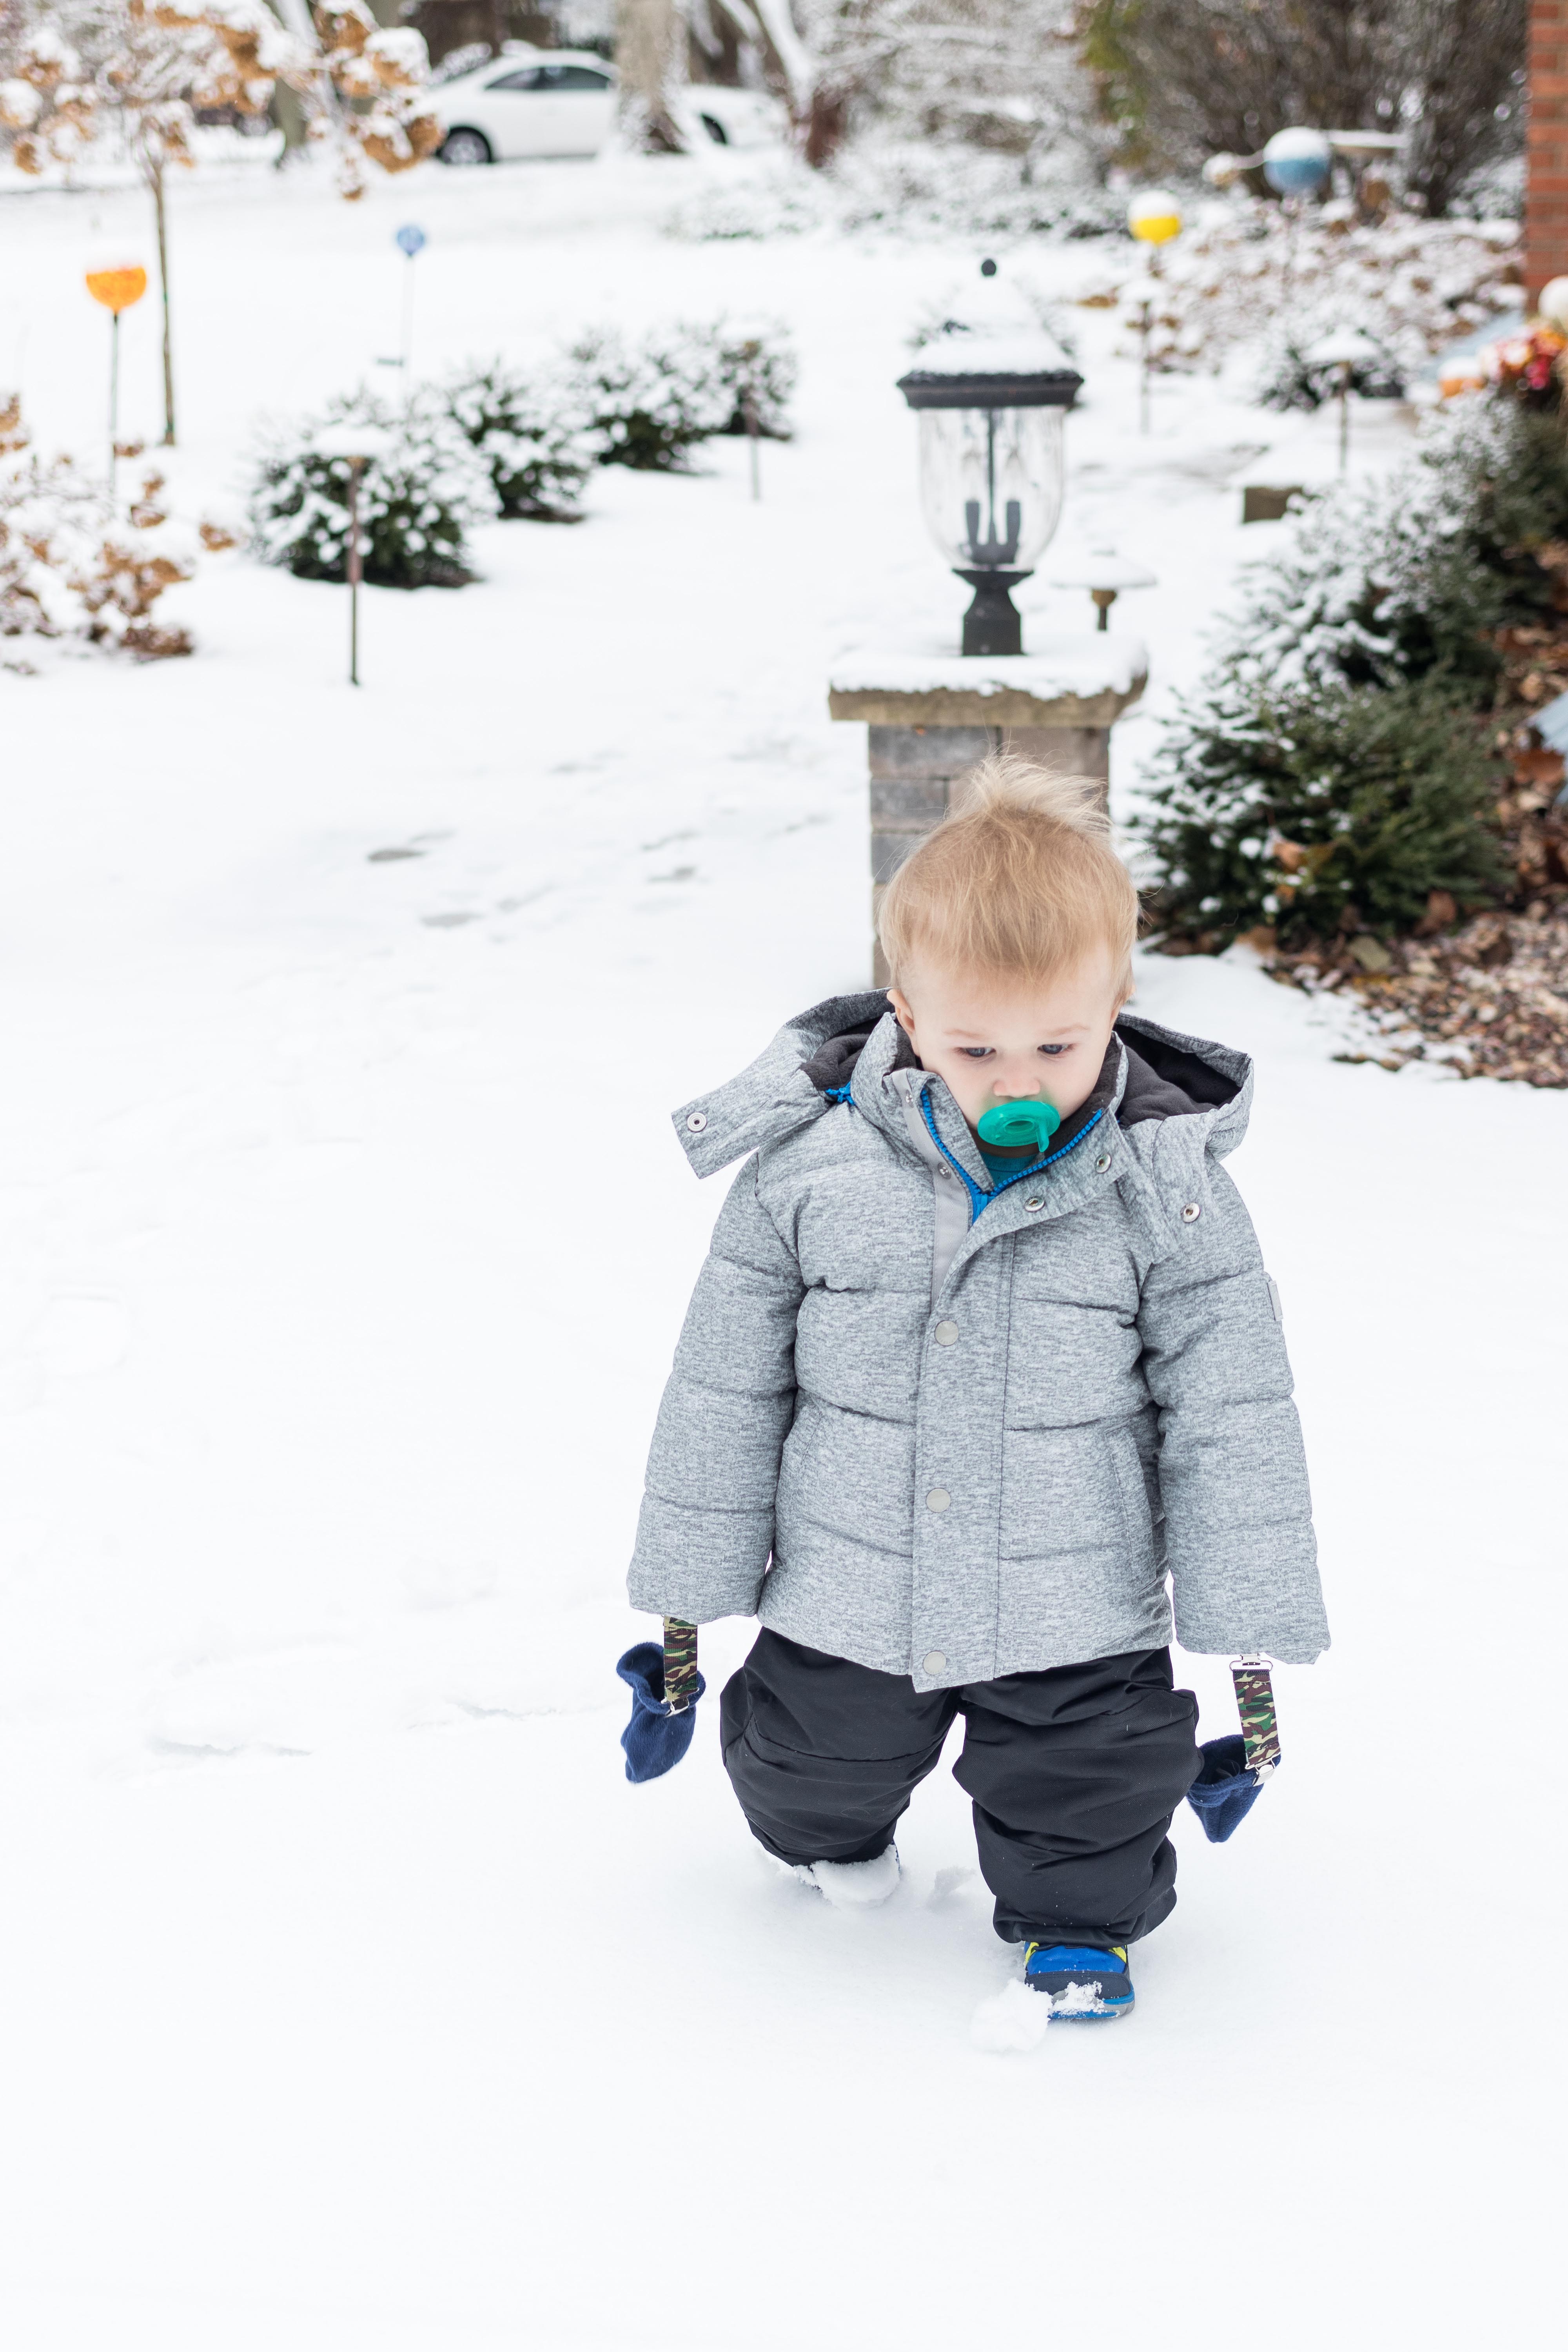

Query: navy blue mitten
[616,1643,707,1784]
[1185,1734,1269,1844]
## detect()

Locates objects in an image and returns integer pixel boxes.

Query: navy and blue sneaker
[1022,1942,1134,2019]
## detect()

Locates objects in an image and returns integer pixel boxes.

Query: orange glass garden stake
[85,265,149,493]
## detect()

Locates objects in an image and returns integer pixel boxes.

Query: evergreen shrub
[1141,672,1508,950]
[565,320,796,470]
[444,361,595,521]
[250,391,498,588]
[1139,397,1568,949]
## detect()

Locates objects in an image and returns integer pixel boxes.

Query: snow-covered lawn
[0,152,1561,2349]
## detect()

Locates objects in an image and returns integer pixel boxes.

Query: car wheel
[439,127,493,167]
[699,113,729,145]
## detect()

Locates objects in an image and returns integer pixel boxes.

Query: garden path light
[896,260,1081,658]
[1304,325,1382,474]
[1050,548,1157,631]
[314,421,395,687]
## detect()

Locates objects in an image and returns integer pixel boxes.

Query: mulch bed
[1265,903,1568,1087]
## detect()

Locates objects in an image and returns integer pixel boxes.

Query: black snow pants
[720,1631,1201,1948]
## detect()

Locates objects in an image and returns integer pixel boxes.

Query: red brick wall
[1528,0,1568,307]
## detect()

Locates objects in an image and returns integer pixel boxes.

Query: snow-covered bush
[444,362,595,522]
[565,320,796,469]
[828,140,1123,240]
[1081,199,1521,377]
[666,142,1122,245]
[1211,399,1568,702]
[1254,331,1408,411]
[249,391,498,588]
[664,161,833,243]
[0,396,216,659]
[565,328,732,470]
[1136,395,1568,947]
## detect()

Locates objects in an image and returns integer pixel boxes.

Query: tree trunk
[151,161,175,447]
[802,83,846,167]
[615,0,688,151]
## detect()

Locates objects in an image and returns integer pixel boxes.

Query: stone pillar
[828,645,1147,985]
[1528,0,1568,309]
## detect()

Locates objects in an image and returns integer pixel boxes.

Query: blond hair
[877,755,1138,995]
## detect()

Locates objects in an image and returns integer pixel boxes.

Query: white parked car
[432,49,785,166]
[433,50,618,165]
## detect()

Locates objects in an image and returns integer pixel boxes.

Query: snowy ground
[0,150,1563,2349]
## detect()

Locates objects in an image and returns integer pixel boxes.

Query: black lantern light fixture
[897,260,1082,658]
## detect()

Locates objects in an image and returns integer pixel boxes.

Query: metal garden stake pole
[347,454,366,687]
[395,224,426,410]
[109,309,122,490]
[1337,359,1352,474]
[1126,191,1181,437]
[739,337,762,500]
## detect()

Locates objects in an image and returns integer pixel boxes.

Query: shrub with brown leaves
[0,394,231,661]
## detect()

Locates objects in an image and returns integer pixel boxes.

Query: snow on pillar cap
[897,281,1081,412]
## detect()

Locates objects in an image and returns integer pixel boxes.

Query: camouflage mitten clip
[662,1618,700,1713]
[1231,1657,1281,1782]
[1185,1657,1281,1844]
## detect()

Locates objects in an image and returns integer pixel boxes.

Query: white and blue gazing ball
[1262,127,1333,197]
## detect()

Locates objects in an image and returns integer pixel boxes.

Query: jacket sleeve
[628,1155,805,1624]
[1136,1160,1329,1664]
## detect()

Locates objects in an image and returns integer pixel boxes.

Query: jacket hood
[673,992,1255,1178]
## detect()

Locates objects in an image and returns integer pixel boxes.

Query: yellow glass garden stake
[1126,194,1182,435]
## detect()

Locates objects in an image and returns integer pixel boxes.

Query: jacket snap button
[1181,1201,1201,1222]
[922,1651,947,1676]
[926,1488,951,1512]
[1024,1195,1044,1212]
[1096,1153,1112,1172]
[686,1111,708,1132]
[934,1321,958,1345]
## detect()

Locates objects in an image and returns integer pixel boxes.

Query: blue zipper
[918,1085,1105,1224]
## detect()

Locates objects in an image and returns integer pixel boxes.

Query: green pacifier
[976,1098,1061,1151]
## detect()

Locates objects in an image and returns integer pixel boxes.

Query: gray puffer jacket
[629,993,1328,1689]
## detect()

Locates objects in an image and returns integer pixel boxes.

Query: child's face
[887,951,1124,1134]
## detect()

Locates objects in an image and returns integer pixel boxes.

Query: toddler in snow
[628,760,1328,2016]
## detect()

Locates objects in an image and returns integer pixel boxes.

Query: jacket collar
[671,994,1255,1181]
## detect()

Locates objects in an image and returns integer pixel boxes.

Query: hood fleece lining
[800,1016,1240,1131]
